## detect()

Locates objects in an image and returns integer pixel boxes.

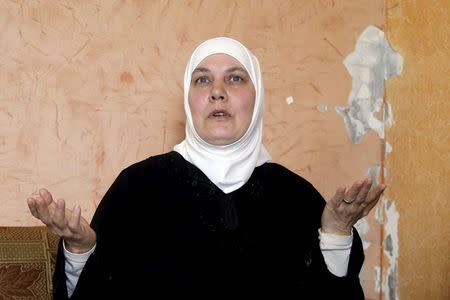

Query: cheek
[188,90,203,117]
[237,90,255,120]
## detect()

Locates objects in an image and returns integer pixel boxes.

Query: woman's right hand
[27,188,96,253]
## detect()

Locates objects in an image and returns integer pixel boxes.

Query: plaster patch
[374,266,381,293]
[285,96,294,105]
[384,234,393,256]
[336,25,403,144]
[354,217,371,250]
[385,141,393,154]
[366,164,388,186]
[374,200,384,224]
[382,198,400,300]
[316,104,328,112]
[384,101,394,127]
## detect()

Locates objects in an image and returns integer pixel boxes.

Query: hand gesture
[27,188,96,253]
[321,178,386,235]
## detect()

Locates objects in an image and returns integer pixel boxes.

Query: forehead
[195,53,246,71]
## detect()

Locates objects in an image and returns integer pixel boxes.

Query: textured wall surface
[386,0,450,299]
[0,1,387,298]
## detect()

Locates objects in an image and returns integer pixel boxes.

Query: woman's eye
[229,75,244,83]
[194,76,210,84]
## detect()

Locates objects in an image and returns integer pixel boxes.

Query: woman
[27,37,385,299]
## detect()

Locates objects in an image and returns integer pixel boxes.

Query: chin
[206,138,234,146]
[199,127,246,145]
[203,135,239,146]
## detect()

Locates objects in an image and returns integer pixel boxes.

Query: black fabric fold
[53,151,365,299]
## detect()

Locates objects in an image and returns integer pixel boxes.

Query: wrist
[65,232,96,254]
[65,242,94,254]
[320,225,352,236]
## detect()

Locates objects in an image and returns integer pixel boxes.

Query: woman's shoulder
[258,162,312,186]
[253,162,326,219]
[256,161,325,201]
[117,151,186,180]
[126,151,183,169]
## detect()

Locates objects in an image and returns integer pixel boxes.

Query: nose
[209,82,227,102]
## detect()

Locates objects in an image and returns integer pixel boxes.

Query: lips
[209,109,231,118]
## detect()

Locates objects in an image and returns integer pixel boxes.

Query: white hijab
[174,37,271,194]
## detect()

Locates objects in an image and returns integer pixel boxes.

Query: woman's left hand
[321,178,386,235]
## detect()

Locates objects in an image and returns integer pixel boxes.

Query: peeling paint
[384,101,394,127]
[367,164,381,186]
[382,198,400,300]
[336,25,403,144]
[385,141,393,154]
[366,164,388,186]
[337,24,402,300]
[374,266,381,293]
[374,200,384,224]
[285,96,294,105]
[384,234,393,256]
[354,217,371,250]
[316,104,328,112]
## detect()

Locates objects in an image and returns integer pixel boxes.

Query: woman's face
[188,54,256,146]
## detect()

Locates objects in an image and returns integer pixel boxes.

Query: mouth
[209,109,231,119]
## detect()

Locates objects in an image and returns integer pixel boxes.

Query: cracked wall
[0,1,393,298]
[340,25,403,300]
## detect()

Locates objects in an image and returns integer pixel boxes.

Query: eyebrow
[192,66,248,74]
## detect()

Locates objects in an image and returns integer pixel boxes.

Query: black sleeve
[301,181,365,299]
[303,226,365,299]
[52,168,132,300]
[264,164,366,299]
[52,239,68,300]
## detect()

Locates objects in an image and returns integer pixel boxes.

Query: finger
[53,199,67,230]
[362,194,383,217]
[27,198,39,218]
[354,178,372,205]
[361,184,386,216]
[328,186,346,209]
[35,196,53,225]
[39,188,54,206]
[366,184,386,203]
[342,180,364,203]
[68,204,81,232]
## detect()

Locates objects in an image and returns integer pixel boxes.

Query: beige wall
[386,0,450,299]
[0,1,394,298]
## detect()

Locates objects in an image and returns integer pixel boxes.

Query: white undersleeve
[63,240,96,297]
[318,229,353,277]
